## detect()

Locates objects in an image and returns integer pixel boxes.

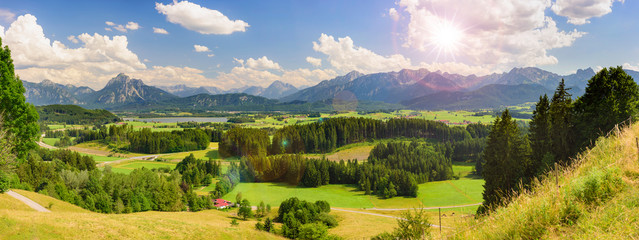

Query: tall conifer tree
[549,79,574,165]
[480,110,530,212]
[529,94,552,175]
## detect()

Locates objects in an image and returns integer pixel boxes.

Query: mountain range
[21,67,639,111]
[157,80,297,99]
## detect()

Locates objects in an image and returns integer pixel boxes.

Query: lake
[123,117,228,123]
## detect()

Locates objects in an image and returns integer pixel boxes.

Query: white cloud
[67,35,78,44]
[156,1,249,35]
[552,0,622,25]
[0,25,5,39]
[623,63,639,71]
[312,33,413,73]
[153,27,169,34]
[0,9,15,23]
[114,25,127,32]
[125,21,140,30]
[399,0,585,70]
[306,56,322,67]
[245,56,281,70]
[193,44,211,52]
[207,54,215,58]
[105,21,115,26]
[389,8,400,21]
[4,14,146,88]
[131,66,222,88]
[105,27,112,32]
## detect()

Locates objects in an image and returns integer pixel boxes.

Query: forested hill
[36,104,121,125]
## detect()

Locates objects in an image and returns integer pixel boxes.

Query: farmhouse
[213,199,233,209]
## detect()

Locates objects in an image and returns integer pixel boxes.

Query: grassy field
[110,161,177,174]
[0,190,283,240]
[162,142,220,160]
[2,189,436,239]
[42,137,59,146]
[222,169,484,210]
[81,153,123,163]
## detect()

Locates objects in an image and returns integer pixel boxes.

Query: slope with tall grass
[451,122,639,239]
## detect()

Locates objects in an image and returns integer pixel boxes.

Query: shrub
[570,168,624,207]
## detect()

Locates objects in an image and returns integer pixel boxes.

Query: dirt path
[368,203,482,211]
[331,207,448,228]
[37,133,57,149]
[6,190,51,212]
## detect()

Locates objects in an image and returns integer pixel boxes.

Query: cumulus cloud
[313,33,413,73]
[245,56,281,70]
[3,14,146,88]
[552,0,622,25]
[0,25,5,39]
[216,65,336,88]
[131,65,223,88]
[623,63,639,71]
[215,56,337,87]
[113,25,127,32]
[399,0,585,70]
[156,1,249,35]
[389,8,400,21]
[193,44,211,52]
[67,35,78,44]
[105,27,112,31]
[153,27,168,34]
[125,21,140,30]
[306,57,322,67]
[105,21,115,26]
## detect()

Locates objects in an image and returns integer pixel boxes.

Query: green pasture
[110,161,177,174]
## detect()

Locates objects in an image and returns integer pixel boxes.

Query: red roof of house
[214,199,231,207]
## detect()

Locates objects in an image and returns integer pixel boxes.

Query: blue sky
[0,0,637,89]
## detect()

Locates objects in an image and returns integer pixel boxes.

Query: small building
[214,199,233,209]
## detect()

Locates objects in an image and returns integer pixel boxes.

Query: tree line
[220,117,489,159]
[480,66,639,213]
[53,124,218,154]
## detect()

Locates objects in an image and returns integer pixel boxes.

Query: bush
[0,172,9,193]
[317,212,338,228]
[298,223,328,240]
[570,168,624,207]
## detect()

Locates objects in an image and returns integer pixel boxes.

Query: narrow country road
[6,190,51,212]
[368,203,482,211]
[37,133,57,149]
[331,207,448,228]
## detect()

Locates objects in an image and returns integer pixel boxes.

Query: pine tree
[574,66,639,149]
[0,37,39,159]
[528,94,552,175]
[480,110,530,212]
[549,79,574,165]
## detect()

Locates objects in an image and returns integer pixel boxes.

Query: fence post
[439,208,442,237]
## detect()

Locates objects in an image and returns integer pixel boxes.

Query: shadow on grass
[205,150,220,159]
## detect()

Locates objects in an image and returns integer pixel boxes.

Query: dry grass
[448,123,639,239]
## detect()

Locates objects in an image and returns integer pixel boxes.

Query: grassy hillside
[450,123,639,239]
[0,190,283,240]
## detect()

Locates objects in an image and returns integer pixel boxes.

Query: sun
[428,18,464,59]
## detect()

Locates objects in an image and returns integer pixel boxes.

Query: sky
[0,0,638,90]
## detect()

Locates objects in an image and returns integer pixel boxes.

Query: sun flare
[429,19,464,58]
